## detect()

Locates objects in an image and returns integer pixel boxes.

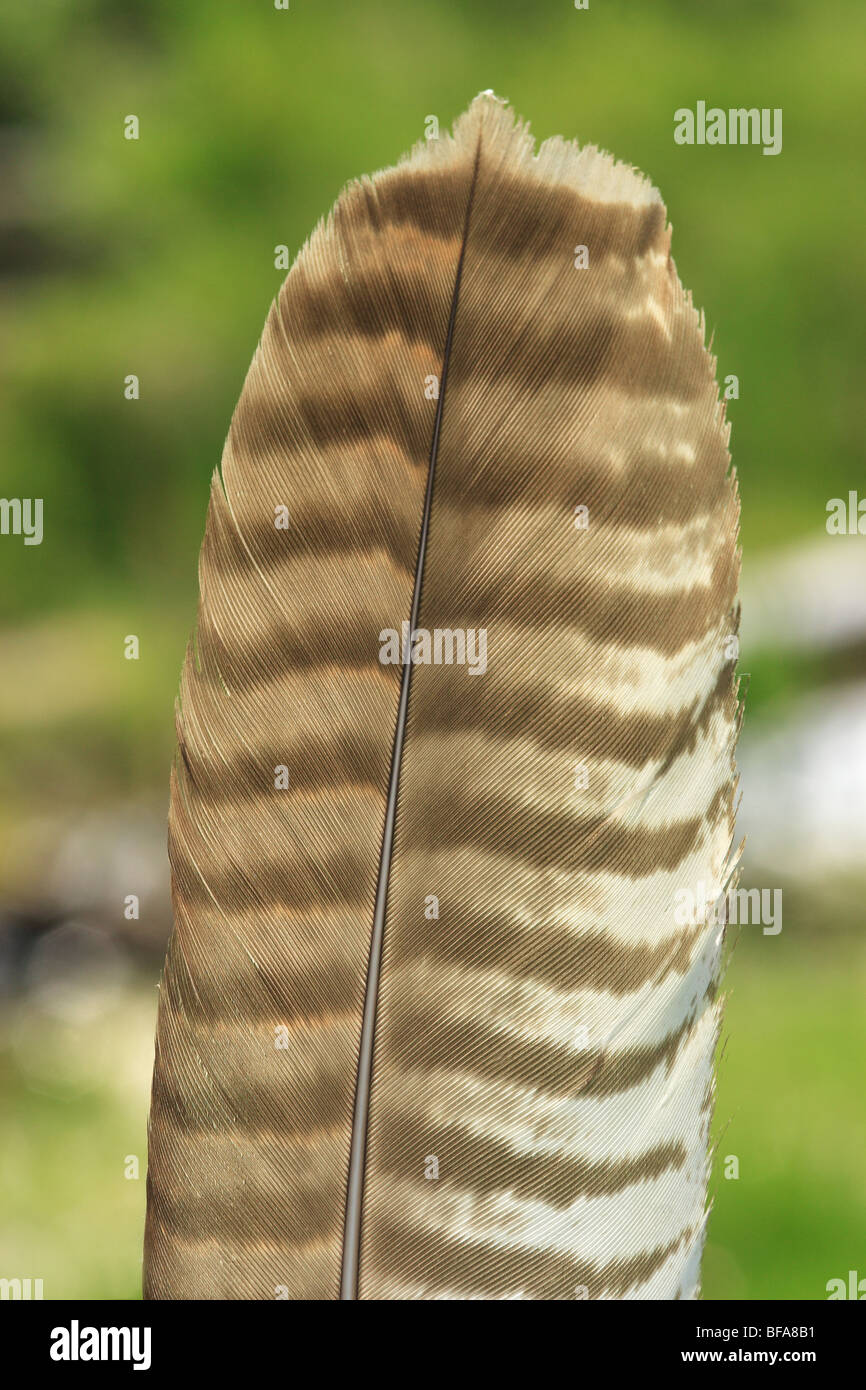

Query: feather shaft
[340,137,482,1298]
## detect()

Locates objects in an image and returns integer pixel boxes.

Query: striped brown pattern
[144,94,740,1301]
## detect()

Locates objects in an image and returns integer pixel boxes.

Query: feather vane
[144,94,740,1301]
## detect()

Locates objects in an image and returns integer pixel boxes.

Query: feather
[144,93,740,1301]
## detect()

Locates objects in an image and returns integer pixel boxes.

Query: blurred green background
[1,0,864,1300]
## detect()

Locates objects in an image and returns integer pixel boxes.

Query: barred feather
[144,93,740,1301]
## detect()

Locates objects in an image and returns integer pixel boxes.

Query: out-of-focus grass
[1,930,862,1300]
[704,929,866,1300]
[0,991,154,1301]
